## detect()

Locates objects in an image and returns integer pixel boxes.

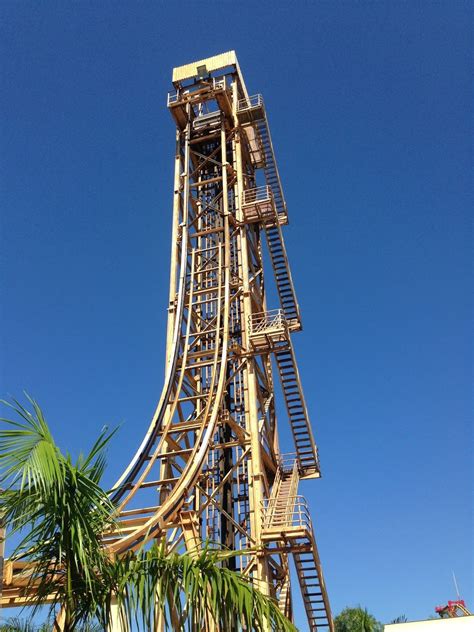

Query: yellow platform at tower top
[172,50,249,96]
[172,50,238,82]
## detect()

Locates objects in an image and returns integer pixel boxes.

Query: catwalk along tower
[2,52,333,631]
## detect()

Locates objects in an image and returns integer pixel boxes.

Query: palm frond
[0,400,295,631]
[109,542,297,632]
[0,395,64,495]
[0,616,37,632]
[0,397,118,629]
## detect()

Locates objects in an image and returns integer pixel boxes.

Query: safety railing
[278,452,299,474]
[249,309,286,335]
[213,77,226,91]
[241,185,279,225]
[237,94,264,112]
[192,110,222,131]
[167,91,179,106]
[242,185,273,206]
[262,495,312,532]
[168,77,225,108]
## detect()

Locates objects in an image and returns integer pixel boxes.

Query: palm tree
[108,541,294,631]
[390,616,408,624]
[0,397,295,631]
[103,541,296,631]
[0,396,117,629]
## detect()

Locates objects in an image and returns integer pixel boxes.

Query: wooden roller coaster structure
[1,51,333,631]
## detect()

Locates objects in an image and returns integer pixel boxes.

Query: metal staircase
[262,456,333,631]
[264,221,301,328]
[265,457,300,528]
[237,95,286,220]
[275,348,320,478]
[258,118,285,219]
[238,96,301,329]
[294,541,333,632]
[247,310,319,478]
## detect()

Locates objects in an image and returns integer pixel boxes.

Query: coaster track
[2,51,334,632]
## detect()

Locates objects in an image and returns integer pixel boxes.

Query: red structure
[435,600,471,618]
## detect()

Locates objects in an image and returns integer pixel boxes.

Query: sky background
[1,1,472,627]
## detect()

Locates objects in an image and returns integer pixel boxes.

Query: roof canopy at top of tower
[172,50,249,97]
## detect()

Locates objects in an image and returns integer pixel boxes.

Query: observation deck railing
[248,309,289,351]
[167,77,227,108]
[167,91,179,106]
[238,94,264,112]
[212,77,226,91]
[249,309,286,334]
[242,185,272,206]
[242,185,286,225]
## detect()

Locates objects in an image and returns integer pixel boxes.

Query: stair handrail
[262,495,312,532]
[289,459,299,498]
[278,452,298,473]
[281,459,300,527]
[265,465,283,529]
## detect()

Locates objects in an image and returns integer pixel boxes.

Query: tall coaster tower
[2,52,333,631]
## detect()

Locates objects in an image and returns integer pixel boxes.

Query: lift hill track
[2,51,333,632]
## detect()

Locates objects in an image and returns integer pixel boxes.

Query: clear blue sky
[1,1,472,627]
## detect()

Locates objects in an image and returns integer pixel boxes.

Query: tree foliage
[0,617,38,632]
[0,617,102,632]
[334,606,383,632]
[390,615,408,624]
[0,395,117,629]
[108,541,296,631]
[0,397,296,631]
